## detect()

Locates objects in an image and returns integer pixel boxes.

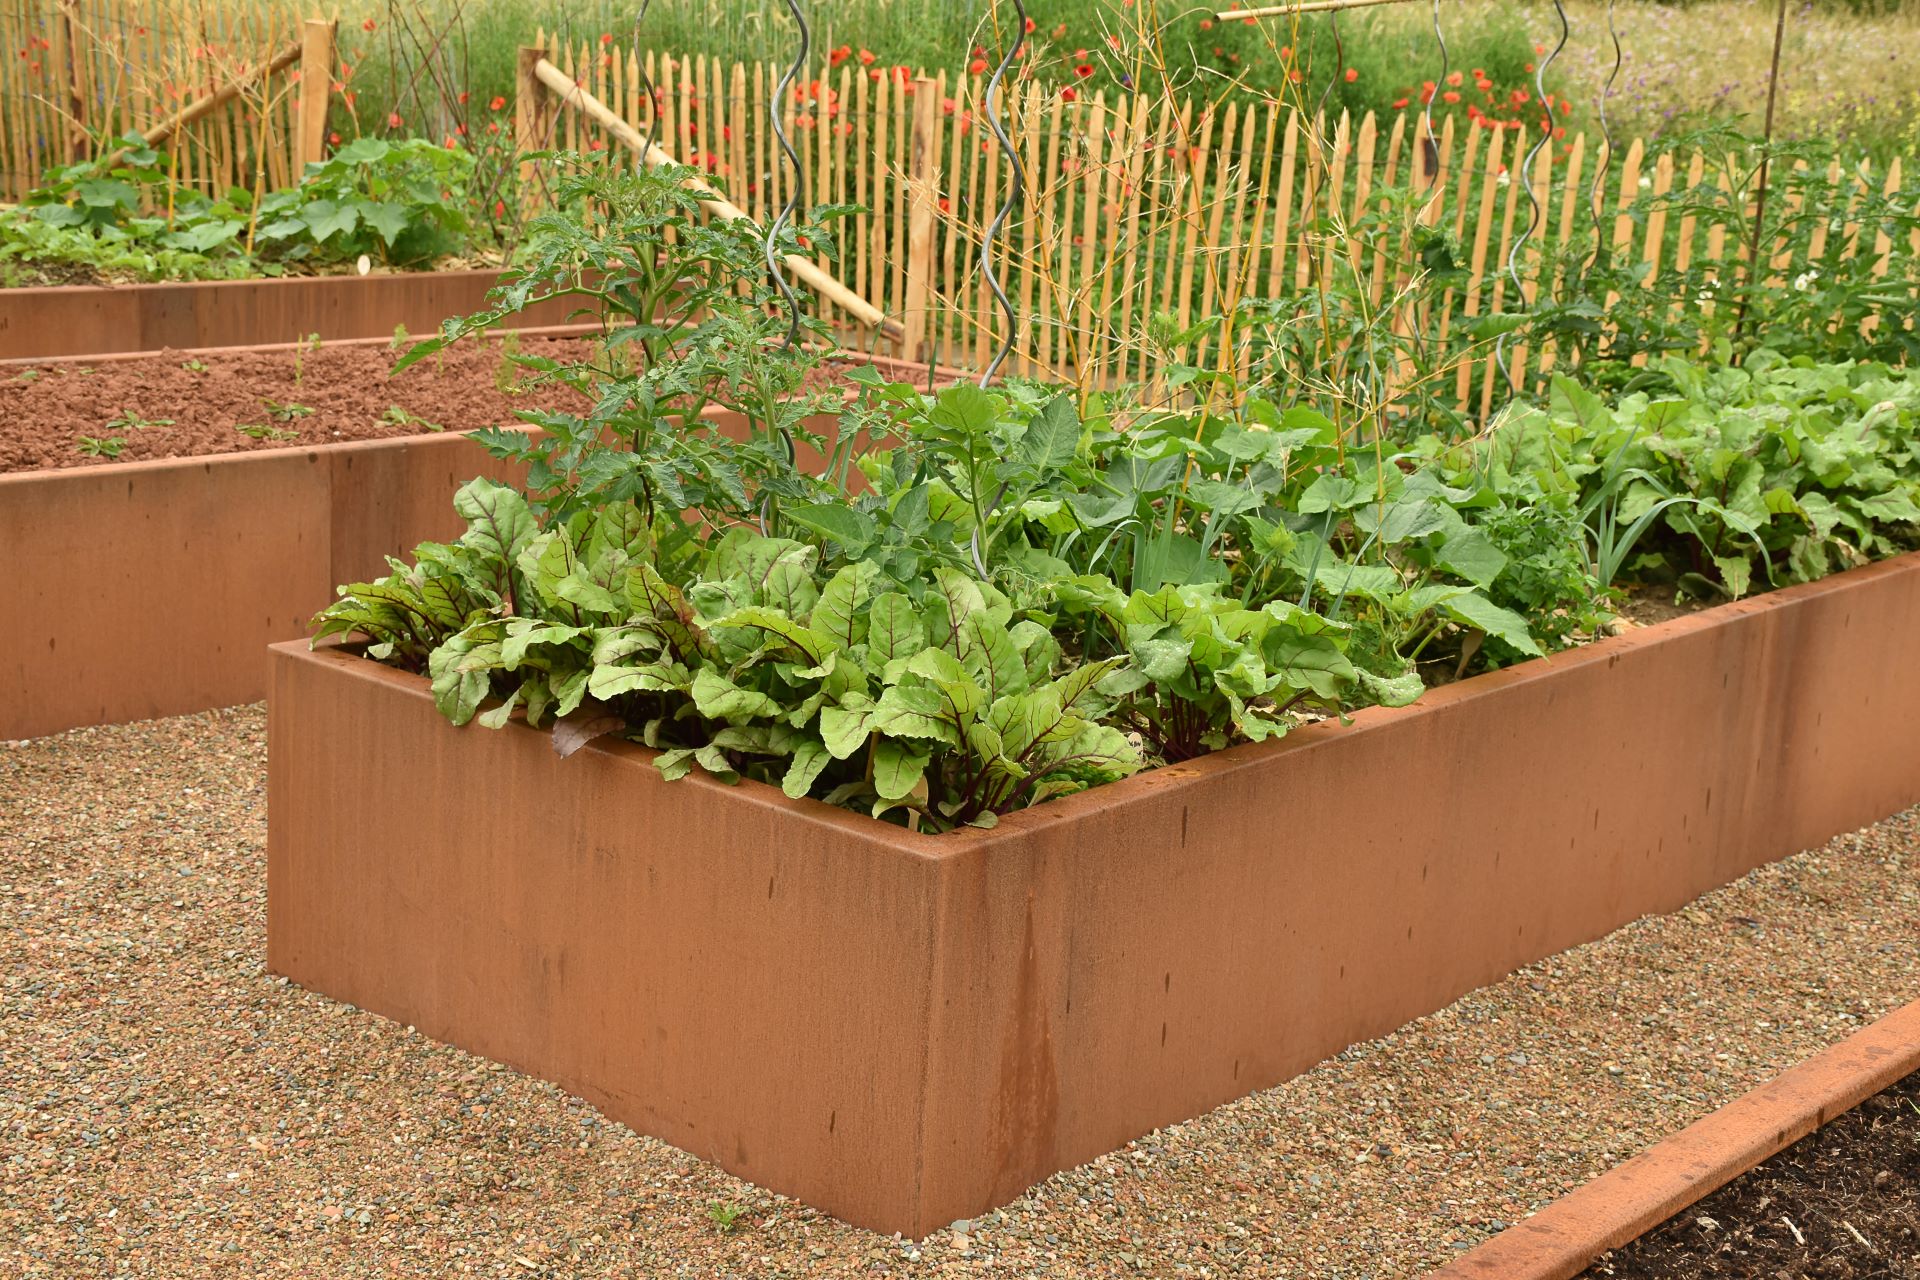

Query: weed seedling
[12,368,41,382]
[181,358,208,373]
[235,423,298,442]
[493,330,523,395]
[76,435,126,458]
[382,404,444,432]
[389,322,410,350]
[263,399,314,423]
[105,409,174,431]
[706,1202,745,1235]
[292,332,322,387]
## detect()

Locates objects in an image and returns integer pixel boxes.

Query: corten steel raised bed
[0,270,584,362]
[1425,996,1920,1280]
[0,432,520,740]
[267,550,1920,1236]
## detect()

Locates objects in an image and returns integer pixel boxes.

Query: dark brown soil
[0,336,590,474]
[1580,1069,1920,1279]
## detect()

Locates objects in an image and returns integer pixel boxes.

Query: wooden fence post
[516,45,555,218]
[57,0,87,157]
[296,19,336,172]
[901,75,940,363]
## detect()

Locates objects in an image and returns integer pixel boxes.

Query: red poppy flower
[1344,67,1358,82]
[490,95,507,111]
[1074,63,1093,79]
[361,18,375,31]
[969,57,987,74]
[387,111,402,128]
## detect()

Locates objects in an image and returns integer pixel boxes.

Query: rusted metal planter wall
[0,434,520,740]
[266,551,1920,1237]
[0,271,583,361]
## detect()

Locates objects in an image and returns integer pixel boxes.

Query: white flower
[1793,269,1819,291]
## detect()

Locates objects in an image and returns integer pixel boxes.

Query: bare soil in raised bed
[0,341,920,475]
[1580,1070,1920,1279]
[0,337,590,474]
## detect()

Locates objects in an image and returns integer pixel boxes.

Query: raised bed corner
[266,551,1920,1236]
[1425,997,1920,1280]
[1,433,520,740]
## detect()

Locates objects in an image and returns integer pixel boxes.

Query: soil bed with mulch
[1580,1070,1919,1279]
[0,339,911,475]
[0,337,587,474]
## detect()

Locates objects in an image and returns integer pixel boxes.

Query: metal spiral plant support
[1418,0,1448,211]
[757,0,809,533]
[975,0,1028,390]
[1494,0,1569,401]
[1587,0,1622,277]
[969,0,1029,580]
[1315,8,1346,131]
[766,0,810,357]
[630,0,661,164]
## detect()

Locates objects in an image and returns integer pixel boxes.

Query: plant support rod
[1218,0,1422,21]
[529,56,903,341]
[100,40,304,172]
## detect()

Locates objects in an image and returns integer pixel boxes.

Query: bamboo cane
[99,39,303,172]
[1222,0,1423,20]
[531,55,903,342]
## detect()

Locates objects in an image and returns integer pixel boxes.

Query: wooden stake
[902,75,940,360]
[295,18,334,171]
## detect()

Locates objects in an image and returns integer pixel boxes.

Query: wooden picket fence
[0,0,324,201]
[531,34,1920,407]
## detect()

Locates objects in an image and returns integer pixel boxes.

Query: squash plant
[256,138,475,267]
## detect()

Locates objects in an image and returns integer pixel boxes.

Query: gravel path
[5,707,1916,1279]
